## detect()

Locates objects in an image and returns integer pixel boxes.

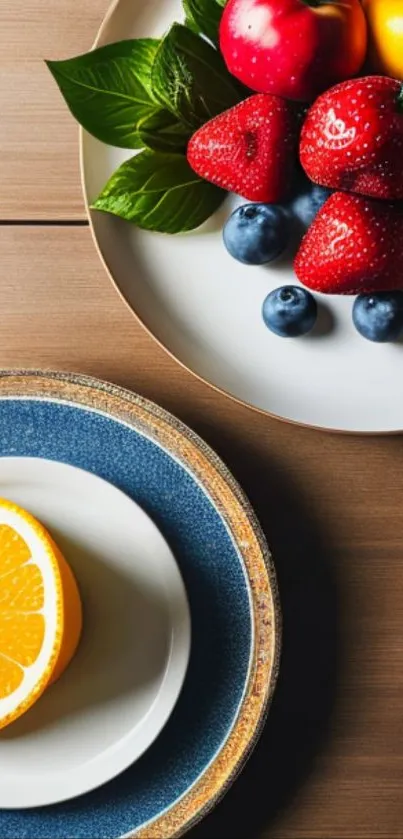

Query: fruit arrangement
[48,0,403,343]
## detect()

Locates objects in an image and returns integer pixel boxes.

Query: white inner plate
[0,457,191,809]
[81,0,403,434]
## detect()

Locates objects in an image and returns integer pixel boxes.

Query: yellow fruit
[363,0,403,80]
[0,499,82,729]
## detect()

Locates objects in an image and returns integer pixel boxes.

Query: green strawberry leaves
[47,0,244,232]
[91,150,226,233]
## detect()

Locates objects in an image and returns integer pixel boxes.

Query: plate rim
[0,369,281,839]
[78,0,401,439]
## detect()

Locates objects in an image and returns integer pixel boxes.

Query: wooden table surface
[2,2,403,837]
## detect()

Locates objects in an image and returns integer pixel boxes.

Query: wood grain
[0,0,110,220]
[3,0,403,836]
[2,226,403,838]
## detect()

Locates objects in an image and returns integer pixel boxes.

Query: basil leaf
[182,0,223,44]
[47,39,181,149]
[184,8,201,35]
[91,150,226,233]
[151,24,242,129]
[138,111,191,154]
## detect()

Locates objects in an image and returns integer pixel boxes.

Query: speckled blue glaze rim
[0,370,281,839]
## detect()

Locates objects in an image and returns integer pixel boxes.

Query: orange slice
[0,499,82,729]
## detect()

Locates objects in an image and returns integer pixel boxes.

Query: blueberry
[263,286,317,338]
[288,180,332,230]
[223,204,289,265]
[353,292,403,343]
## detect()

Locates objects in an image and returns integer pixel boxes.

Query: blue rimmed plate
[0,370,280,839]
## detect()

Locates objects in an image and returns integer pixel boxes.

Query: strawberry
[300,76,403,201]
[294,192,403,295]
[187,94,298,203]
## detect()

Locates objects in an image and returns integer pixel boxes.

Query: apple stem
[398,84,403,112]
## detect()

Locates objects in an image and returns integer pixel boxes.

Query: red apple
[220,0,368,102]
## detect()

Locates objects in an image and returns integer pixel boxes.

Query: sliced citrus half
[0,499,82,730]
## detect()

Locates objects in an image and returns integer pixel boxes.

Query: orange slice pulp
[0,499,82,729]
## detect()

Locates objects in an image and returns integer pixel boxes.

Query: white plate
[80,0,403,435]
[0,457,190,809]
